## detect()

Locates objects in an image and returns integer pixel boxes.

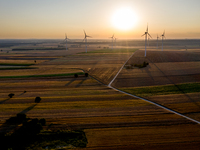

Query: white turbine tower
[64,33,69,50]
[142,24,152,57]
[109,34,115,50]
[157,34,159,49]
[148,36,150,46]
[161,30,166,51]
[83,30,91,53]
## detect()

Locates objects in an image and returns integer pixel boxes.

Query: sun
[111,7,137,30]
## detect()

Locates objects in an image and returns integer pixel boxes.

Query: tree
[39,118,46,126]
[35,97,41,103]
[85,73,88,77]
[8,93,14,98]
[74,74,78,78]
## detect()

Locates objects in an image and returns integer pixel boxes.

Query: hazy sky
[0,0,200,39]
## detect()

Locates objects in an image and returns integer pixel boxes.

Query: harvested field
[85,124,200,149]
[113,50,200,87]
[1,43,200,149]
[145,93,200,122]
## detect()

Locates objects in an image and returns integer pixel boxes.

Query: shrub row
[74,73,88,78]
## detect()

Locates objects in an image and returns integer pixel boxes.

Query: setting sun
[111,7,138,31]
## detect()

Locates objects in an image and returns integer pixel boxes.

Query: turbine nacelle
[161,30,166,38]
[109,34,115,39]
[83,30,92,39]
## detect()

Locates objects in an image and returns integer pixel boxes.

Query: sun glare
[112,7,137,31]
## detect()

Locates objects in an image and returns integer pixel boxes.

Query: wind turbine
[109,34,115,50]
[141,24,152,57]
[161,30,165,51]
[64,33,69,50]
[83,30,91,53]
[114,37,117,48]
[156,34,159,49]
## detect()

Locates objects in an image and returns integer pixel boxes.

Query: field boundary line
[109,86,200,124]
[108,52,135,87]
[106,52,200,125]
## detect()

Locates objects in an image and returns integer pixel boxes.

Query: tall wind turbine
[83,30,91,53]
[109,34,115,50]
[157,34,159,49]
[142,24,152,57]
[161,30,165,51]
[64,33,69,50]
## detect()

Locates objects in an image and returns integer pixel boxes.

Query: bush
[125,65,132,69]
[20,120,43,135]
[133,61,149,68]
[39,118,46,126]
[31,118,39,125]
[74,74,78,78]
[17,113,26,121]
[6,114,27,124]
[35,97,41,103]
[85,73,88,77]
[8,93,14,98]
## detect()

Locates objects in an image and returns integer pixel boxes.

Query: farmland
[0,40,200,149]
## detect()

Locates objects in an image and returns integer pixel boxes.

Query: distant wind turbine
[83,30,91,53]
[114,37,117,48]
[64,33,69,50]
[157,34,159,49]
[161,30,166,51]
[141,24,152,57]
[109,34,115,50]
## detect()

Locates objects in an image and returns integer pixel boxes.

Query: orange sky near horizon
[0,0,200,39]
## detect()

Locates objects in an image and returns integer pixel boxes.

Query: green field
[119,82,200,97]
[79,48,137,54]
[0,72,84,79]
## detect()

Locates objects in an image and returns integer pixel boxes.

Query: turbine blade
[86,35,91,38]
[83,30,87,38]
[141,33,146,37]
[148,33,152,38]
[146,23,148,32]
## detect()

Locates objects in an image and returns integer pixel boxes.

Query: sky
[0,0,200,39]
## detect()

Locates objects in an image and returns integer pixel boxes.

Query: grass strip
[119,82,200,97]
[0,72,84,79]
[78,48,138,54]
[0,67,37,70]
[0,63,34,66]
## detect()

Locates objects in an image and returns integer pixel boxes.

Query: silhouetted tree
[74,74,78,78]
[17,113,27,122]
[39,118,46,126]
[35,97,41,103]
[85,73,88,77]
[8,93,14,98]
